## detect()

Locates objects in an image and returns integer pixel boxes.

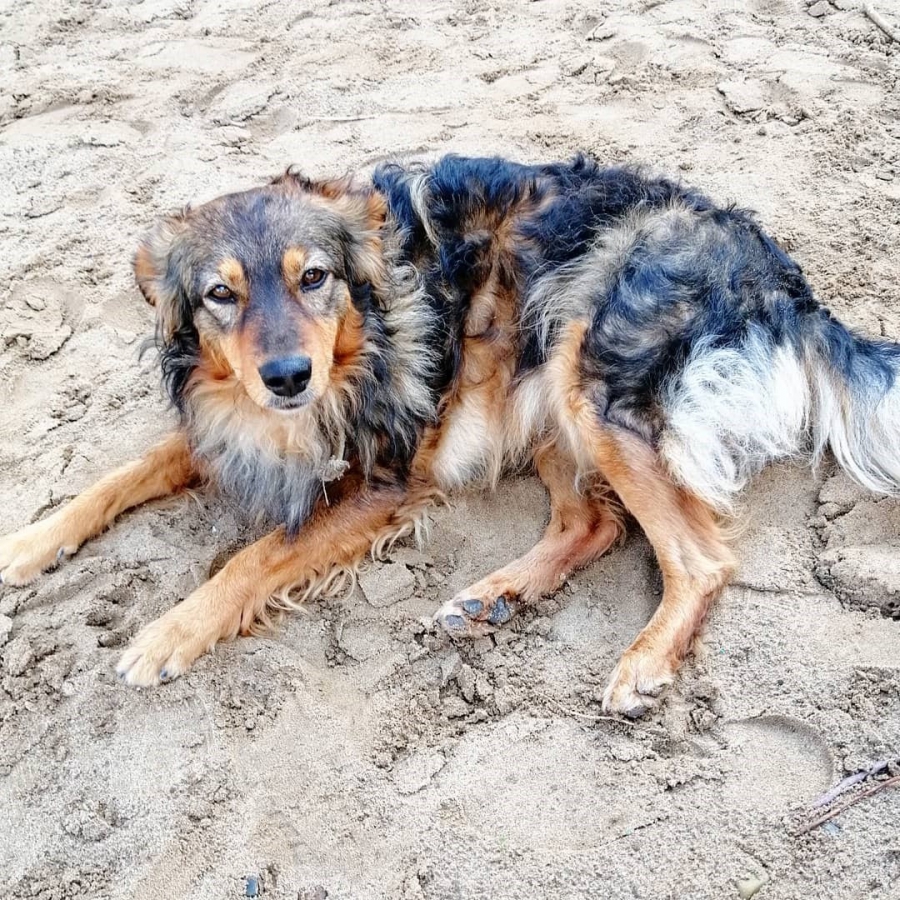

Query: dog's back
[375,154,900,507]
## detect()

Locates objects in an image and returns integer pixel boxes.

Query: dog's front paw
[434,590,518,638]
[0,522,74,587]
[602,648,676,718]
[117,598,220,687]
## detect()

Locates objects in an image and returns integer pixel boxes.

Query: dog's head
[135,173,387,413]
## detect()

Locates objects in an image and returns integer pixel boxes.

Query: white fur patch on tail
[660,330,811,510]
[809,353,900,495]
[661,327,900,508]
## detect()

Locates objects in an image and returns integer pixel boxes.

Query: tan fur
[548,322,735,716]
[332,302,367,369]
[281,247,309,285]
[117,477,438,685]
[198,284,344,411]
[132,210,188,338]
[0,434,195,585]
[288,174,389,291]
[133,242,160,306]
[187,362,329,463]
[435,446,624,630]
[218,257,250,300]
[1,179,742,715]
[302,312,341,398]
[423,229,521,489]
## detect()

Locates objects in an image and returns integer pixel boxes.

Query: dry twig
[812,756,900,809]
[864,4,900,43]
[300,114,380,123]
[794,774,900,836]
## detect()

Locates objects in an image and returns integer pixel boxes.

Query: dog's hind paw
[434,591,518,638]
[601,649,675,718]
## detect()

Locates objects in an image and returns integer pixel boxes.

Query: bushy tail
[808,316,900,495]
[660,313,900,510]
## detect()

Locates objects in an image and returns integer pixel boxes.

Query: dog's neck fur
[181,373,329,532]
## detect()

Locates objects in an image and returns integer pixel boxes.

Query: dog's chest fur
[422,276,553,490]
[186,376,332,533]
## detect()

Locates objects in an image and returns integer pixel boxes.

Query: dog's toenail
[488,596,513,625]
[462,599,483,616]
[442,615,466,631]
[56,548,65,562]
[159,669,169,681]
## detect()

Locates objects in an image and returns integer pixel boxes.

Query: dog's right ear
[133,209,189,340]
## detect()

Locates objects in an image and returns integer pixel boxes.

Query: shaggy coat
[2,154,898,716]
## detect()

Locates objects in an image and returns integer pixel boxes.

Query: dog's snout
[258,355,312,398]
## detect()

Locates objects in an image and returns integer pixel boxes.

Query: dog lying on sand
[2,154,898,716]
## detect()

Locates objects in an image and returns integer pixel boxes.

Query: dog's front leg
[116,483,415,686]
[0,432,195,586]
[435,446,623,635]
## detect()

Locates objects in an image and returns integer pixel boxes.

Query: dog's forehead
[188,187,345,264]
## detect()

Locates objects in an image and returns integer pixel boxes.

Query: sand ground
[1,0,900,898]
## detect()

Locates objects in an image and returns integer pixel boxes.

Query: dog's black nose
[258,356,312,398]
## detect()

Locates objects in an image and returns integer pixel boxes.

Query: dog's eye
[207,284,235,303]
[300,268,327,289]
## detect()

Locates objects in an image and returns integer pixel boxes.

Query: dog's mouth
[266,393,313,414]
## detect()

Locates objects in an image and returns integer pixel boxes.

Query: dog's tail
[806,313,900,495]
[660,310,900,510]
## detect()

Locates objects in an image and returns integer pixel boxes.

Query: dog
[1,154,898,716]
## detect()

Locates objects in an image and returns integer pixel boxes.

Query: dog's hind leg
[435,445,624,636]
[591,428,735,717]
[540,321,736,717]
[0,432,195,586]
[116,480,430,686]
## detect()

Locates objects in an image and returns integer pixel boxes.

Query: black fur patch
[141,153,900,528]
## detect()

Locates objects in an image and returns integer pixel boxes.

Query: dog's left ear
[277,170,387,289]
[341,187,388,289]
[133,209,190,340]
[309,176,387,231]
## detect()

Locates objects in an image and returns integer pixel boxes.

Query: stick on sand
[795,774,900,836]
[864,4,900,43]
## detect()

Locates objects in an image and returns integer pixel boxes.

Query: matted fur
[2,152,898,714]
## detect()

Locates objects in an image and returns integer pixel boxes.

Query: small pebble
[440,651,462,687]
[299,888,328,900]
[736,874,769,899]
[359,561,415,608]
[2,635,34,676]
[442,696,471,719]
[457,664,477,702]
[587,24,616,41]
[563,57,591,78]
[0,614,12,647]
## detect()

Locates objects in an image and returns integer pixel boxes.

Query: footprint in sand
[721,714,834,816]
